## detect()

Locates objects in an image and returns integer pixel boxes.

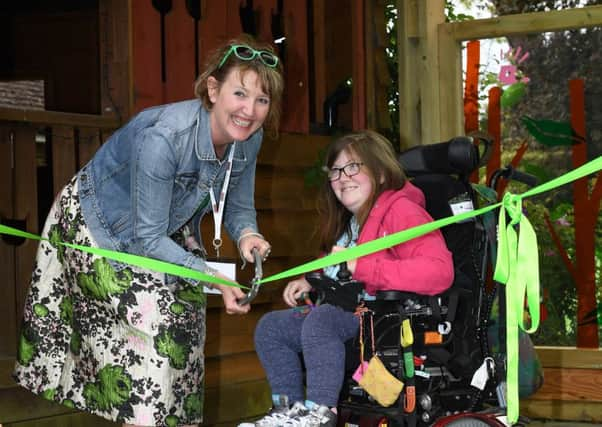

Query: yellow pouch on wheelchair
[358,355,404,407]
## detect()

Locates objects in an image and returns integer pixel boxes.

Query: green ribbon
[493,193,540,424]
[0,224,242,289]
[1,155,600,425]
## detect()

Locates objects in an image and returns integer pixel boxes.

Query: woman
[14,35,283,426]
[244,130,454,427]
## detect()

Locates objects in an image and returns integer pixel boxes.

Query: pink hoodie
[353,182,454,296]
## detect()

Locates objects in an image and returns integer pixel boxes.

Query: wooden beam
[444,4,602,42]
[98,0,132,121]
[521,400,602,423]
[352,0,367,130]
[397,0,446,147]
[396,0,420,149]
[536,346,602,369]
[0,107,119,130]
[436,20,463,140]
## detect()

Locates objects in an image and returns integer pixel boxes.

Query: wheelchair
[306,136,534,427]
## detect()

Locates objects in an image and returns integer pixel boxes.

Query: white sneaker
[238,398,309,427]
[283,404,337,427]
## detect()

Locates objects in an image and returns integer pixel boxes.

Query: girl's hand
[283,278,312,307]
[330,245,357,273]
[238,232,272,263]
[213,274,251,314]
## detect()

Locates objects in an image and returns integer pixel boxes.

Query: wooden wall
[130,0,310,134]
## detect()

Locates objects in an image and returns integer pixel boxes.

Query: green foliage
[445,0,477,22]
[524,200,578,346]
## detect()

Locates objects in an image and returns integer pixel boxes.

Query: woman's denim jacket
[78,99,261,280]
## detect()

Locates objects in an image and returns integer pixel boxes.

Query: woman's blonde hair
[318,130,406,252]
[193,34,284,138]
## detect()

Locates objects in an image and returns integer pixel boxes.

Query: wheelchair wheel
[442,419,496,427]
[432,414,507,427]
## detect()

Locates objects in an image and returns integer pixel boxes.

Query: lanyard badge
[209,142,236,258]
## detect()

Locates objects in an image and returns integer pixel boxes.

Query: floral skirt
[13,177,208,426]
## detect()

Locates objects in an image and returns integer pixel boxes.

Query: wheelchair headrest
[399,136,492,178]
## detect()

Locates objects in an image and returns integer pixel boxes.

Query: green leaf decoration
[500,82,526,108]
[521,162,554,185]
[521,116,584,147]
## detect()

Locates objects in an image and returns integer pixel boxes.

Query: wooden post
[352,0,367,131]
[570,79,600,348]
[398,0,456,147]
[487,86,502,185]
[397,0,420,148]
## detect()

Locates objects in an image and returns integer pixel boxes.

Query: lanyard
[209,142,236,257]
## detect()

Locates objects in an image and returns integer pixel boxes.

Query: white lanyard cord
[209,142,236,257]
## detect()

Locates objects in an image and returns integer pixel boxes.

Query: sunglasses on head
[218,44,279,69]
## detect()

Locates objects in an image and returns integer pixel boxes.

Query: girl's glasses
[327,162,364,182]
[218,44,279,69]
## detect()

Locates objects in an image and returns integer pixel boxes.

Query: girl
[245,130,454,427]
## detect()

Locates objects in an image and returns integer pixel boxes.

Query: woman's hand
[283,278,312,308]
[330,245,357,273]
[238,231,272,263]
[212,273,251,314]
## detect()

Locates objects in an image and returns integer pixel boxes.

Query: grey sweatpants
[253,304,360,407]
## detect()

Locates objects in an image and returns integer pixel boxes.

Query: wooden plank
[536,346,602,369]
[205,351,266,387]
[51,126,77,195]
[396,0,421,149]
[529,368,602,402]
[257,134,331,168]
[281,0,310,133]
[0,108,119,129]
[417,0,444,144]
[205,301,283,357]
[0,387,76,424]
[204,379,271,426]
[199,216,318,259]
[351,0,366,130]
[255,172,321,211]
[3,412,118,427]
[131,0,163,112]
[13,127,38,340]
[164,0,197,103]
[77,128,102,169]
[520,399,602,423]
[444,4,602,41]
[0,126,17,358]
[225,0,244,38]
[98,0,131,121]
[436,22,463,141]
[0,357,17,389]
[312,0,327,125]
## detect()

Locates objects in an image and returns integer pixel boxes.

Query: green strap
[0,224,242,289]
[259,203,499,284]
[493,193,540,423]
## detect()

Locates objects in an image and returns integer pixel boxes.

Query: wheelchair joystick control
[337,261,352,283]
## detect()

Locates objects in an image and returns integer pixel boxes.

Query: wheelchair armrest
[375,290,421,301]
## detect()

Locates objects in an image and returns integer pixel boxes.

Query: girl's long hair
[318,130,406,252]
